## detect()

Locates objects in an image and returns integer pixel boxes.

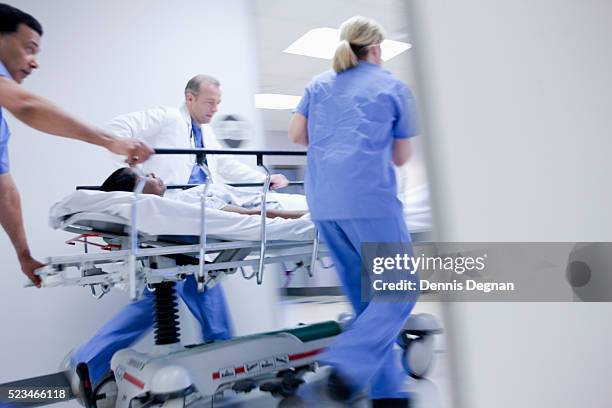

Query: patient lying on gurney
[101,167,307,220]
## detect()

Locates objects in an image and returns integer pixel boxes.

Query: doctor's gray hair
[332,16,385,73]
[185,74,221,97]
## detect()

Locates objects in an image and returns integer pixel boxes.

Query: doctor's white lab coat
[106,105,265,186]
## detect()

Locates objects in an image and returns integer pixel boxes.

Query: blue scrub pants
[72,277,233,385]
[314,214,417,399]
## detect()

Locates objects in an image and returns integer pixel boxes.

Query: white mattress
[49,185,431,241]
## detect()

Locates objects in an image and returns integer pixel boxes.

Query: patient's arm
[220,204,307,219]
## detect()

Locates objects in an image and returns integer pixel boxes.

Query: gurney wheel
[92,376,118,408]
[260,382,297,398]
[401,333,435,379]
[399,313,442,379]
[260,369,305,398]
[232,379,257,393]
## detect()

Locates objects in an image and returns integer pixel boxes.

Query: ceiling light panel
[255,93,302,110]
[283,28,411,61]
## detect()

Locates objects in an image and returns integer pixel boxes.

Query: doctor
[289,16,418,406]
[71,74,289,387]
[0,3,153,288]
[107,74,289,188]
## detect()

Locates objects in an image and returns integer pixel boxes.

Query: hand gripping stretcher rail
[2,149,442,408]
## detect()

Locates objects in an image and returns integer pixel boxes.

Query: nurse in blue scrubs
[289,16,419,407]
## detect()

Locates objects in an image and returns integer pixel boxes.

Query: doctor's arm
[209,128,289,189]
[288,113,308,146]
[0,173,43,287]
[105,106,170,140]
[106,107,170,168]
[0,78,153,165]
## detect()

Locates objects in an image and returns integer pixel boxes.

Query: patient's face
[143,173,166,196]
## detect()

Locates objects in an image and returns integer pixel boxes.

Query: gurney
[15,149,441,408]
[40,167,431,296]
[41,209,323,296]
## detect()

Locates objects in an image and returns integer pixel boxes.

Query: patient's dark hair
[101,168,137,192]
[0,4,43,36]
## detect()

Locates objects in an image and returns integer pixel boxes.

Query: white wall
[409,0,612,407]
[0,0,278,383]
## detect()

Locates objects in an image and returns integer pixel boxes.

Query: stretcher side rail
[40,208,328,298]
[45,212,428,297]
[151,148,309,290]
[38,238,327,295]
[76,181,305,191]
[42,238,323,270]
[55,148,311,299]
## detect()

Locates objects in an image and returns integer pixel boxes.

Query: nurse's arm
[288,113,308,146]
[392,138,411,166]
[0,173,43,287]
[0,77,153,164]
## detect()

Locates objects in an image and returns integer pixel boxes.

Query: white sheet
[170,184,308,211]
[49,185,431,241]
[49,190,314,241]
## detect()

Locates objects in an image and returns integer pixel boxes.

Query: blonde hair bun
[332,16,385,73]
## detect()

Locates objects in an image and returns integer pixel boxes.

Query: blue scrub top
[0,60,11,174]
[296,61,418,220]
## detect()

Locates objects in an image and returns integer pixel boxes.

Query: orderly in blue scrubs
[289,16,419,406]
[0,62,10,174]
[0,4,152,290]
[71,120,233,387]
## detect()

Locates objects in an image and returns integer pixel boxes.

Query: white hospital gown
[171,184,284,210]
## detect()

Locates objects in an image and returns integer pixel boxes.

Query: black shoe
[327,370,354,402]
[371,398,412,408]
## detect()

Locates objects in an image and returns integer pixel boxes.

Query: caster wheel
[402,334,435,379]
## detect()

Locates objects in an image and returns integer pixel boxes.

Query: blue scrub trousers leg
[72,279,233,386]
[314,216,417,399]
[71,296,155,386]
[178,276,234,341]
